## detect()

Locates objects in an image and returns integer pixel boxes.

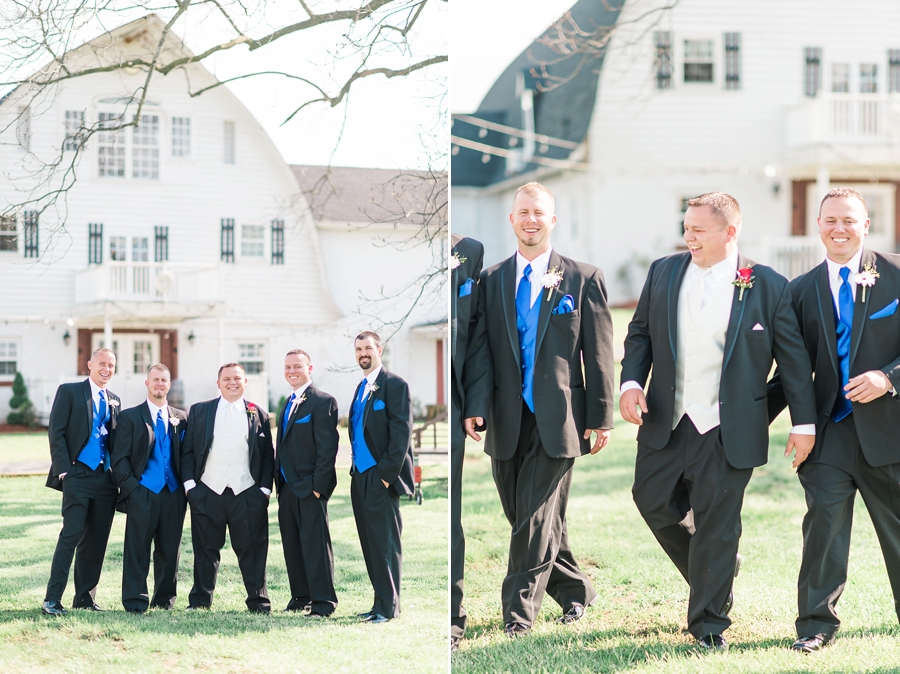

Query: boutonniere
[450,251,466,271]
[541,267,563,301]
[294,393,307,408]
[733,266,755,301]
[169,416,180,428]
[855,262,880,302]
[108,398,119,409]
[246,402,257,420]
[364,382,380,398]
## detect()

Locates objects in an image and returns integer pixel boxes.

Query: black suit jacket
[621,251,816,469]
[275,385,339,499]
[481,250,615,460]
[768,249,900,467]
[348,369,415,496]
[46,379,121,491]
[111,402,189,500]
[451,234,491,420]
[180,398,275,492]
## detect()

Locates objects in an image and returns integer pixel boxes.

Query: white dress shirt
[360,365,383,400]
[61,379,110,480]
[146,399,169,428]
[825,249,863,318]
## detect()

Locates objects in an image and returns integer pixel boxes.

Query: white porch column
[816,165,831,206]
[217,317,225,366]
[103,314,113,350]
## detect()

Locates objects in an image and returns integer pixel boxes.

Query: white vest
[201,399,255,495]
[673,270,734,434]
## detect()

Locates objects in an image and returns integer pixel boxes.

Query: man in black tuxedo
[767,187,900,652]
[181,363,274,612]
[481,182,615,637]
[275,349,340,617]
[111,363,188,613]
[43,347,121,615]
[450,234,491,651]
[620,192,817,649]
[348,331,415,623]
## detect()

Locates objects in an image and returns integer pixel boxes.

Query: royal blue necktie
[833,266,854,422]
[155,410,167,447]
[98,390,109,470]
[282,392,296,437]
[516,264,532,324]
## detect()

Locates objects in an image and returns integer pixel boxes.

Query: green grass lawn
[0,438,448,674]
[454,409,900,673]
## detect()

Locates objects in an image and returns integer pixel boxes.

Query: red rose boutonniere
[246,403,257,420]
[733,266,755,301]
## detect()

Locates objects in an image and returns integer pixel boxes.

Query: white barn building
[0,16,447,421]
[451,0,900,303]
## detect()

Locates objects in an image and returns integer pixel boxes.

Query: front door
[91,332,161,408]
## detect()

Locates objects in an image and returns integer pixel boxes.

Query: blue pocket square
[294,414,312,424]
[179,430,185,442]
[552,294,575,315]
[458,278,474,298]
[870,299,899,320]
[373,399,386,411]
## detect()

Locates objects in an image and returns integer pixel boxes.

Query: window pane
[224,121,235,164]
[132,237,149,262]
[684,40,714,83]
[110,236,127,261]
[860,63,878,93]
[133,115,159,179]
[133,341,152,374]
[64,110,85,151]
[0,216,16,252]
[98,112,125,177]
[241,224,264,257]
[832,63,850,93]
[172,117,191,157]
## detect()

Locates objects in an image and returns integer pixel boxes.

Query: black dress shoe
[185,605,209,611]
[126,608,146,615]
[697,634,727,650]
[361,613,390,624]
[557,603,585,625]
[77,604,104,612]
[248,606,271,614]
[284,600,311,613]
[504,622,531,637]
[307,611,330,619]
[41,601,67,616]
[450,636,461,653]
[792,634,830,653]
[356,609,375,618]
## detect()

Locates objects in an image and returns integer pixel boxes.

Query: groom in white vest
[619,192,817,649]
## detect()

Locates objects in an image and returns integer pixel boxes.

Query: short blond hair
[90,347,116,361]
[687,192,742,230]
[819,187,867,216]
[512,182,555,210]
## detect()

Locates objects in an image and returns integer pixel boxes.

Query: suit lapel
[204,400,217,453]
[82,379,93,430]
[814,261,839,377]
[140,401,156,452]
[667,254,691,361]
[283,387,310,439]
[245,401,258,461]
[721,253,749,373]
[362,370,386,429]
[534,250,562,357]
[499,255,520,369]
[850,248,876,366]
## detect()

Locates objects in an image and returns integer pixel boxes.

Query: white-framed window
[98,112,125,177]
[0,341,18,376]
[832,63,850,93]
[132,237,149,262]
[224,121,235,164]
[172,117,190,157]
[804,47,822,97]
[64,110,86,151]
[133,340,153,375]
[889,50,900,93]
[132,114,159,180]
[860,63,878,93]
[241,224,264,258]
[17,107,31,150]
[238,343,264,374]
[683,39,714,83]
[109,236,127,261]
[0,215,17,253]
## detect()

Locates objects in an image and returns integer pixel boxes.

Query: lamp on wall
[187,331,195,345]
[62,330,71,346]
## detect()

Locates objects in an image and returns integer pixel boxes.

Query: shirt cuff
[183,479,196,492]
[790,424,816,436]
[620,380,644,394]
[260,487,271,496]
[59,472,67,480]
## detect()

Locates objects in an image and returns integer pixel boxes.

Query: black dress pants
[278,487,337,615]
[491,404,597,626]
[450,389,467,639]
[187,483,271,611]
[45,462,117,607]
[796,415,900,638]
[351,467,402,618]
[122,484,186,611]
[632,417,752,639]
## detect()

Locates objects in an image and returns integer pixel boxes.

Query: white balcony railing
[75,262,221,305]
[787,93,900,148]
[753,236,826,280]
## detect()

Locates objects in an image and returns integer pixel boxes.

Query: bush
[7,372,38,427]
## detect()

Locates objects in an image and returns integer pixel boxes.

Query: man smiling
[181,363,274,612]
[768,187,900,652]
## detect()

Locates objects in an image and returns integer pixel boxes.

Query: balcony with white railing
[786,93,900,151]
[74,262,223,319]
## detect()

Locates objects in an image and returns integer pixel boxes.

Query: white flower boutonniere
[170,417,180,428]
[541,267,563,301]
[855,262,880,302]
[450,252,466,271]
[108,398,119,408]
[364,382,380,398]
[294,393,307,408]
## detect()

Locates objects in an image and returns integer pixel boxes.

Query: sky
[450,0,579,113]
